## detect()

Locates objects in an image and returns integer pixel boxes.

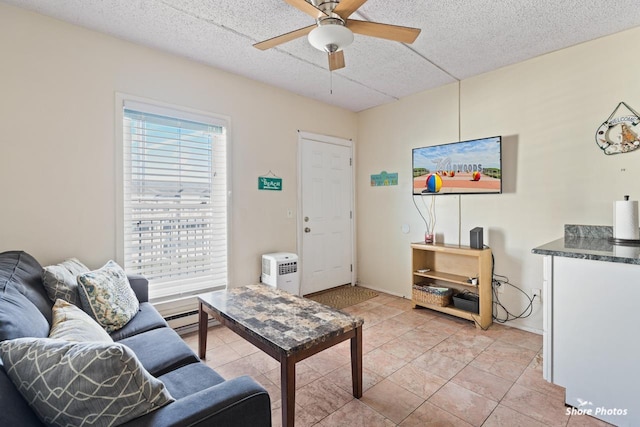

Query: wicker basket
[412,284,453,307]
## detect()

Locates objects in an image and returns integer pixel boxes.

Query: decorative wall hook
[595,101,640,155]
[261,170,279,178]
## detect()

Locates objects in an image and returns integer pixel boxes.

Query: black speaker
[470,227,483,249]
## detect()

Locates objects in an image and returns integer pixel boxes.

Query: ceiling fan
[253,0,421,71]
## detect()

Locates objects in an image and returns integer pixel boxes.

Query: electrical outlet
[532,288,542,303]
[286,209,293,218]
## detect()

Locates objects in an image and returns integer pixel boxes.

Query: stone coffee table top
[198,284,364,356]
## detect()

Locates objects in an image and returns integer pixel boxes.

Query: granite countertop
[199,284,363,356]
[532,225,640,265]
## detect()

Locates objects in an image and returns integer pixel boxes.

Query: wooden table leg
[198,302,208,359]
[351,325,363,398]
[281,355,296,427]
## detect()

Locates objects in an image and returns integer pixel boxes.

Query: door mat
[305,285,378,310]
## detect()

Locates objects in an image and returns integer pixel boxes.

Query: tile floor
[182,290,611,427]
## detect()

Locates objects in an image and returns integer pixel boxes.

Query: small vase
[425,232,434,244]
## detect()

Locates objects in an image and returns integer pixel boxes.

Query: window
[121,99,228,302]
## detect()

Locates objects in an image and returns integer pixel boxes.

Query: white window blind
[122,101,227,301]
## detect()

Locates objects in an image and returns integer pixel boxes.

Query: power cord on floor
[488,249,535,323]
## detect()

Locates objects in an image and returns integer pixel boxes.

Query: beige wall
[357,26,640,332]
[3,3,640,333]
[0,4,357,287]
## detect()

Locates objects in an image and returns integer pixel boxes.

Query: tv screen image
[412,136,502,195]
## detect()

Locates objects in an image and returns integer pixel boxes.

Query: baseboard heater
[164,310,219,336]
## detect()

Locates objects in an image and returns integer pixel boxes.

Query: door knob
[304,227,311,233]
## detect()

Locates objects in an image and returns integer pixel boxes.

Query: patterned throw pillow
[49,299,113,343]
[42,258,90,305]
[77,261,140,333]
[0,338,174,427]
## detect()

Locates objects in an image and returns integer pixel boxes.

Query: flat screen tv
[412,136,502,195]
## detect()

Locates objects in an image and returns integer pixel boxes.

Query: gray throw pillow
[42,258,90,305]
[0,338,174,427]
[0,286,50,341]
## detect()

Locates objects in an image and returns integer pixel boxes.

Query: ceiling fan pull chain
[330,68,333,95]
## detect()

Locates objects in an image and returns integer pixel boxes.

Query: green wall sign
[370,171,398,187]
[258,176,282,191]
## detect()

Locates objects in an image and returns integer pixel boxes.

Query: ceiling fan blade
[284,0,327,18]
[328,50,345,71]
[253,25,316,50]
[347,19,421,44]
[333,0,368,19]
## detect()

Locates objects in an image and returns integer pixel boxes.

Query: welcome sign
[596,101,640,155]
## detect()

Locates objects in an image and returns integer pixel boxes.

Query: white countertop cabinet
[534,225,640,426]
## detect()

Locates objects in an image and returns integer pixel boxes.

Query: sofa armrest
[0,362,44,427]
[127,275,149,303]
[122,376,271,427]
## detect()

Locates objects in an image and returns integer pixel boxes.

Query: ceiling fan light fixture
[308,24,354,53]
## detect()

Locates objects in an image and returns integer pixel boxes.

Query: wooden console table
[411,243,492,329]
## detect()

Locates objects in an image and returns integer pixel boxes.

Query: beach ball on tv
[472,171,481,181]
[425,173,442,192]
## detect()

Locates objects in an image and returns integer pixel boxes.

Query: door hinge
[350,211,352,219]
[350,158,352,166]
[350,264,353,272]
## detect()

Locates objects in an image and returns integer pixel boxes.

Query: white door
[299,133,354,295]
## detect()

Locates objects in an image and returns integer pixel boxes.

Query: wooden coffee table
[198,284,363,427]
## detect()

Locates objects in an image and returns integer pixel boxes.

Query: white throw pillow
[49,299,113,342]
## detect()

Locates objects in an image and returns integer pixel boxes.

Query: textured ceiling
[4,0,640,111]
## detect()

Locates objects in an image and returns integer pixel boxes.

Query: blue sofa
[0,251,271,426]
